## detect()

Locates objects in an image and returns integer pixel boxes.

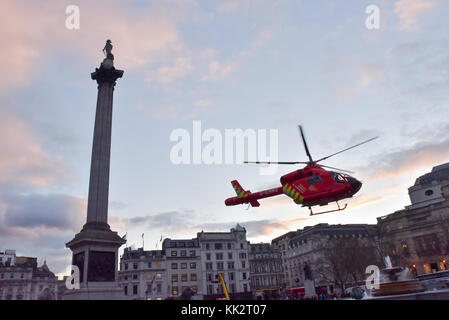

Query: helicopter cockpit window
[331,173,346,183]
[307,176,322,185]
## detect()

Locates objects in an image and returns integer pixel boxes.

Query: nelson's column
[64,40,126,299]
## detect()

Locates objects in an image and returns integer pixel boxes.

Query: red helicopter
[225,126,378,215]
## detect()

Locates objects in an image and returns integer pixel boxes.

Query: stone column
[84,62,123,230]
[64,45,126,300]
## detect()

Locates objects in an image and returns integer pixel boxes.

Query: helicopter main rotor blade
[320,164,355,174]
[244,161,309,165]
[299,125,314,163]
[315,136,379,163]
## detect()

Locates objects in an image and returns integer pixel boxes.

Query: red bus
[287,286,328,299]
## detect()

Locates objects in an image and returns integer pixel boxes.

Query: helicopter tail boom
[225,181,283,207]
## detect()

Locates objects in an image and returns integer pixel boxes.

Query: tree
[315,236,381,293]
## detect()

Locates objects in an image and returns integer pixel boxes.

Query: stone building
[0,251,58,300]
[197,224,252,300]
[271,231,296,293]
[273,224,378,295]
[248,243,283,299]
[378,163,449,276]
[118,248,167,300]
[162,238,202,299]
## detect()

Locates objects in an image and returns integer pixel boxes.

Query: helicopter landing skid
[309,202,347,216]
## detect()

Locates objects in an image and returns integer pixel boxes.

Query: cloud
[358,135,449,182]
[202,60,236,81]
[110,208,313,241]
[1,193,85,234]
[193,99,212,109]
[0,114,72,187]
[109,210,195,231]
[0,192,87,274]
[395,0,436,30]
[0,0,181,91]
[148,57,193,83]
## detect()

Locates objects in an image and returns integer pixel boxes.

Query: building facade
[197,224,252,300]
[0,251,58,300]
[273,224,378,295]
[271,232,295,293]
[162,238,202,299]
[248,243,283,300]
[119,248,167,300]
[378,163,449,276]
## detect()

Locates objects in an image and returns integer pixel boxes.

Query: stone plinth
[303,279,317,299]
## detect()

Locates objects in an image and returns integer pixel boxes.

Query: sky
[1,0,449,277]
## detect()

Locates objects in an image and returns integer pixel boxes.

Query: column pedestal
[303,279,317,299]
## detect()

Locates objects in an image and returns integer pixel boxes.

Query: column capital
[91,65,124,86]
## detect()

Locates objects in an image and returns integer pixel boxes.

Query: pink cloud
[0,114,71,186]
[360,138,449,183]
[0,0,181,91]
[395,0,436,30]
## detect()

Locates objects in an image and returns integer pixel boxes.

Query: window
[172,275,178,282]
[228,262,235,269]
[240,243,244,249]
[190,262,196,269]
[307,176,322,185]
[181,263,187,269]
[230,283,235,292]
[242,261,246,268]
[239,252,247,259]
[157,283,162,293]
[228,253,233,259]
[331,173,345,183]
[215,243,223,250]
[243,284,248,292]
[133,285,138,295]
[156,273,162,279]
[189,250,195,256]
[171,250,177,257]
[172,263,178,269]
[133,263,138,269]
[181,274,188,282]
[133,274,138,280]
[205,262,213,270]
[181,250,187,257]
[229,272,234,280]
[172,286,179,295]
[243,272,247,280]
[207,273,213,281]
[124,286,128,296]
[206,253,211,260]
[216,253,223,260]
[217,262,224,270]
[191,273,197,281]
[425,190,434,196]
[206,243,210,250]
[124,263,128,270]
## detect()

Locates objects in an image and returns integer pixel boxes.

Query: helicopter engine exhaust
[280,170,304,185]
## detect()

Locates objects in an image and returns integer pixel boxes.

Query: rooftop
[414,162,449,186]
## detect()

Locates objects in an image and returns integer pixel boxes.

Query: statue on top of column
[103,40,114,60]
[100,40,115,69]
